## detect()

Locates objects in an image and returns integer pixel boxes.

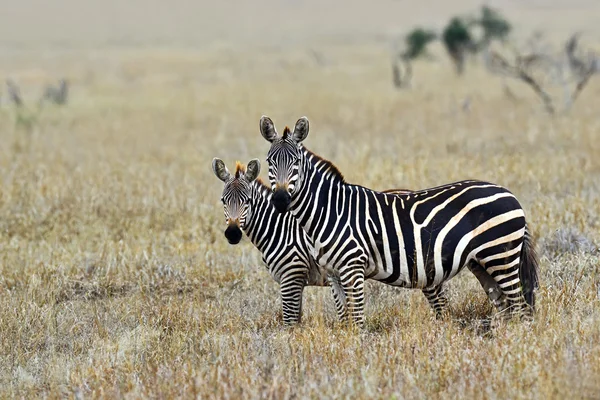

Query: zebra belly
[311,224,419,288]
[369,268,413,288]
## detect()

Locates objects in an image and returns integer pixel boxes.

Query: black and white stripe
[260,116,540,326]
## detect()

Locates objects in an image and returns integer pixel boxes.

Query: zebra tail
[520,224,540,309]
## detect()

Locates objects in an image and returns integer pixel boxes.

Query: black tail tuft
[520,225,540,309]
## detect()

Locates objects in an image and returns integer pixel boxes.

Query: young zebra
[212,158,326,325]
[259,116,539,326]
[212,158,422,324]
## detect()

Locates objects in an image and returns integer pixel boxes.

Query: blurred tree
[478,6,511,45]
[39,79,69,107]
[402,28,437,60]
[392,28,437,89]
[442,17,475,75]
[6,79,23,107]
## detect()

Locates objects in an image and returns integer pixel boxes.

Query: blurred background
[1,0,600,46]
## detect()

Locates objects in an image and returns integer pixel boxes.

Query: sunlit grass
[0,39,599,398]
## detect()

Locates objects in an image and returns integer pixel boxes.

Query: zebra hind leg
[422,283,449,318]
[484,255,533,321]
[280,277,306,326]
[468,261,508,312]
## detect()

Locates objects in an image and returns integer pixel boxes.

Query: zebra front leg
[339,265,366,327]
[328,275,348,322]
[280,277,306,326]
[422,284,448,318]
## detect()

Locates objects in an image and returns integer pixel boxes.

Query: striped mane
[234,161,245,178]
[301,145,346,183]
[254,178,272,196]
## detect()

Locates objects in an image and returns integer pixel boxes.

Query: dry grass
[1,1,600,398]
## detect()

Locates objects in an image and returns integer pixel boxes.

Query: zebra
[212,157,425,324]
[259,115,539,326]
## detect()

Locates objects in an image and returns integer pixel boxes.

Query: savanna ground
[1,0,600,398]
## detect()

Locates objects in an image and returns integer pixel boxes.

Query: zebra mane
[253,178,272,196]
[300,145,346,183]
[234,161,245,178]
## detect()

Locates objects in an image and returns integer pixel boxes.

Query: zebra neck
[291,148,344,239]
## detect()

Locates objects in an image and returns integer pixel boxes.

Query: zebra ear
[245,158,261,181]
[212,157,231,182]
[260,115,279,142]
[292,116,309,143]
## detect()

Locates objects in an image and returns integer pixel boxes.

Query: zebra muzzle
[224,222,243,245]
[272,188,291,213]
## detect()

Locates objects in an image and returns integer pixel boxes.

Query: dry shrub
[541,227,598,259]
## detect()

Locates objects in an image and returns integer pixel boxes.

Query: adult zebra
[259,116,539,326]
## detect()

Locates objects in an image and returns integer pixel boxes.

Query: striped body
[300,168,522,290]
[260,116,539,326]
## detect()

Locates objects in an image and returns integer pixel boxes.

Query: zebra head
[212,157,261,244]
[260,115,309,213]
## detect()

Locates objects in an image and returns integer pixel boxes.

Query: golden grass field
[1,0,600,398]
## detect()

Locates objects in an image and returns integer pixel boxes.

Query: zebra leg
[280,277,306,326]
[422,284,448,318]
[339,266,366,327]
[328,275,348,322]
[468,261,508,312]
[486,257,532,320]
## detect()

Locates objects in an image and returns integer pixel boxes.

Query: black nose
[272,189,291,213]
[224,225,243,245]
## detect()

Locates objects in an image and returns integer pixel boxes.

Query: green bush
[478,6,511,44]
[442,17,474,54]
[402,28,437,60]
